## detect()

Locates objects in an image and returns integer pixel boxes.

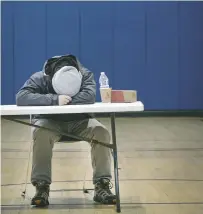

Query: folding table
[1,102,144,212]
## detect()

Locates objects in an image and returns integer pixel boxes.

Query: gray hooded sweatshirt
[16,56,96,121]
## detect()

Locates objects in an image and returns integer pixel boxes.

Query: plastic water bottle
[99,72,109,88]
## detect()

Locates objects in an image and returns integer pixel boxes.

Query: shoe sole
[31,197,49,207]
[93,196,116,205]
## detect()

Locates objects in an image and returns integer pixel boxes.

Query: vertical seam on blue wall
[45,3,47,59]
[112,3,115,88]
[144,7,148,67]
[12,3,15,103]
[144,4,148,107]
[78,5,82,60]
[177,2,181,110]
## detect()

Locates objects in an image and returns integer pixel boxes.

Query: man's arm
[16,73,58,106]
[70,71,96,105]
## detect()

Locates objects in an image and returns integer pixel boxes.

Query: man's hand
[58,95,72,106]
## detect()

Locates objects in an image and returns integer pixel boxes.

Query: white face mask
[52,66,82,97]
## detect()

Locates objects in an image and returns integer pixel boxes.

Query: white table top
[0,102,144,116]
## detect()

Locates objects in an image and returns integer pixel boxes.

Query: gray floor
[1,117,203,214]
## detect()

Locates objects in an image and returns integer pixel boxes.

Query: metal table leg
[110,113,121,213]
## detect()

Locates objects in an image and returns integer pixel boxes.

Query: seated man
[16,54,116,206]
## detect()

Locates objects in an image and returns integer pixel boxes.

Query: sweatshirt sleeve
[70,71,96,105]
[16,74,58,106]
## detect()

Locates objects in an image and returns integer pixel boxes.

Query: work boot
[31,181,50,207]
[93,178,116,204]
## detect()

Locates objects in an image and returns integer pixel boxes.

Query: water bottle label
[100,85,109,88]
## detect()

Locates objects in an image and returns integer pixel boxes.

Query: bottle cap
[101,72,105,74]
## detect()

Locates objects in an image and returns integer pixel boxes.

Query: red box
[111,90,137,103]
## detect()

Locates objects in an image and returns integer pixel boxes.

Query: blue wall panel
[113,2,146,104]
[1,2,14,104]
[146,2,179,110]
[80,2,114,101]
[13,2,46,96]
[179,2,203,109]
[46,2,80,59]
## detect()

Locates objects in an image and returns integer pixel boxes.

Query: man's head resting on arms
[44,54,82,97]
[16,54,96,106]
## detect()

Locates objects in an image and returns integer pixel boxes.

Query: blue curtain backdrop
[1,1,203,110]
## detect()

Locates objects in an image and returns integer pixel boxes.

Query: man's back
[16,57,96,121]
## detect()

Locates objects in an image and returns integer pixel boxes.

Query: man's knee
[92,126,111,144]
[32,119,61,143]
[33,126,49,140]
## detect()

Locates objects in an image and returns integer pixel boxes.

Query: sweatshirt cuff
[52,94,59,105]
